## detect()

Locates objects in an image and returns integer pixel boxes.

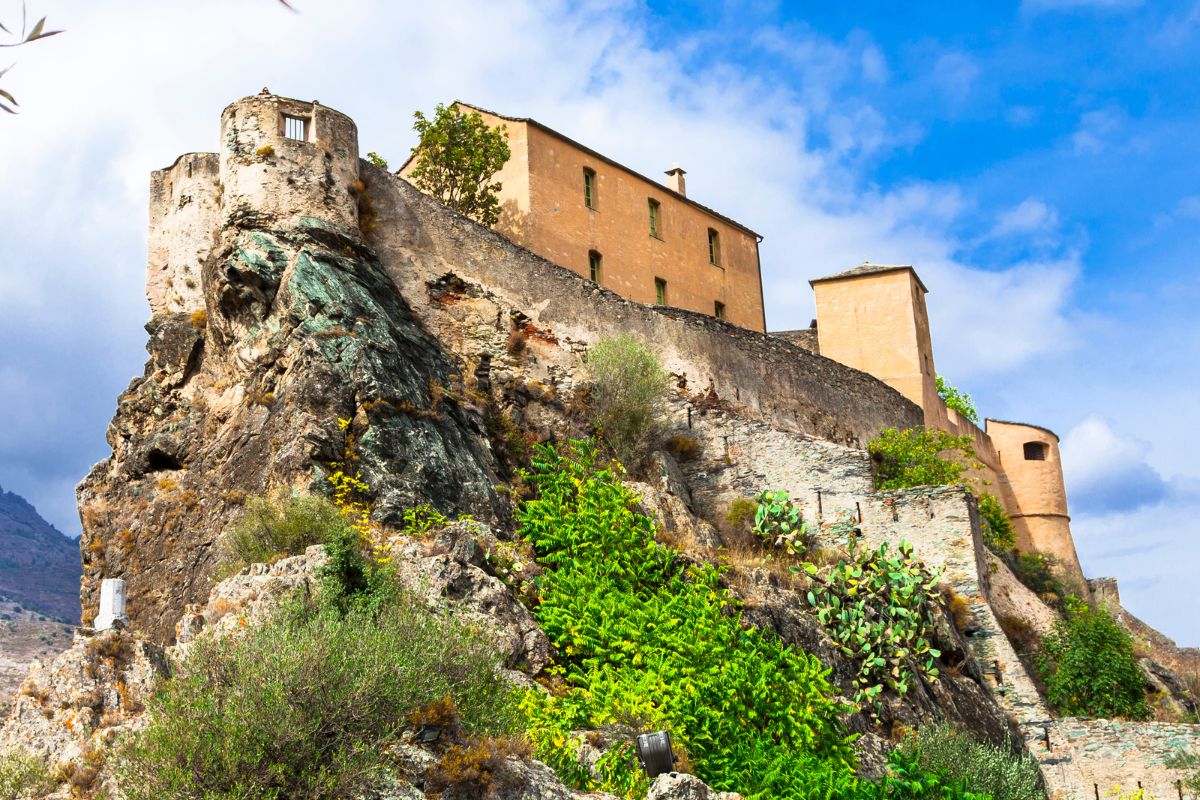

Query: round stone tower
[986,419,1086,589]
[218,93,360,231]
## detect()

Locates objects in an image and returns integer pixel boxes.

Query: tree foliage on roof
[409,103,511,227]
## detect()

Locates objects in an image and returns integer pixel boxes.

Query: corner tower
[986,419,1086,588]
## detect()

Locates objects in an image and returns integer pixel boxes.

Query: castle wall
[146,153,221,316]
[366,165,922,447]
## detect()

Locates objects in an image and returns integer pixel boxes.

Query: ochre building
[401,103,767,332]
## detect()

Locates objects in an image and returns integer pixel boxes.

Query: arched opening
[1023,441,1049,461]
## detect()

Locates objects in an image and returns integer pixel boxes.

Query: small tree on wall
[409,104,511,226]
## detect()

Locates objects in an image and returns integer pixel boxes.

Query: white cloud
[1061,416,1169,512]
[990,198,1060,238]
[1071,108,1125,154]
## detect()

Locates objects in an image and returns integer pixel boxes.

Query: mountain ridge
[0,484,82,623]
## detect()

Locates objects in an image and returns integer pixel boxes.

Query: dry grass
[940,585,973,632]
[424,736,532,800]
[664,433,700,462]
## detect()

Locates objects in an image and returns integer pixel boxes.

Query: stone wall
[366,165,923,448]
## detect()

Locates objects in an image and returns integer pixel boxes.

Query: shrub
[583,335,670,471]
[365,151,389,170]
[868,428,977,491]
[725,497,758,533]
[217,492,353,578]
[753,488,809,555]
[1004,551,1067,605]
[0,751,53,800]
[117,595,516,800]
[516,440,856,799]
[978,493,1015,554]
[1036,603,1149,719]
[898,722,1045,800]
[936,376,980,425]
[802,539,943,712]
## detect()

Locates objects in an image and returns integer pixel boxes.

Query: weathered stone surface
[647,771,742,800]
[0,628,166,798]
[387,526,550,676]
[80,218,504,644]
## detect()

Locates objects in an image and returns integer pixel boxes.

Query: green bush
[978,493,1015,554]
[1036,604,1149,720]
[218,493,353,578]
[1004,551,1067,604]
[899,722,1045,800]
[117,595,516,800]
[517,440,856,798]
[583,335,670,471]
[868,428,977,491]
[0,751,52,800]
[936,376,980,425]
[803,540,943,712]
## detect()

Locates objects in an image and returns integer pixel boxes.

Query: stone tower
[810,263,942,427]
[146,93,361,317]
[986,419,1085,588]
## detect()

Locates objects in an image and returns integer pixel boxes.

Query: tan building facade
[807,262,1087,588]
[401,103,767,332]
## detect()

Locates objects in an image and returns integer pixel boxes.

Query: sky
[0,0,1197,643]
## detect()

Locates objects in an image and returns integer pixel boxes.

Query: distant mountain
[0,486,81,623]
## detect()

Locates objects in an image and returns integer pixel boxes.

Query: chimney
[664,166,687,197]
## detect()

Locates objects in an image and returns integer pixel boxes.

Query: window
[583,168,597,209]
[1023,441,1049,461]
[655,277,667,305]
[708,228,721,265]
[648,199,661,237]
[588,250,602,284]
[714,301,725,320]
[283,115,308,142]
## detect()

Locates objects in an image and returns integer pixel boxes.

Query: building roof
[438,101,763,240]
[809,262,928,293]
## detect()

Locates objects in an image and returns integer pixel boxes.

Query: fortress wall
[147,153,221,316]
[365,163,923,447]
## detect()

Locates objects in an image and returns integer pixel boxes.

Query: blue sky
[0,0,1197,643]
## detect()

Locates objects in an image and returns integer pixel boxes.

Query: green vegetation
[868,427,977,491]
[753,488,808,555]
[515,441,983,800]
[936,376,980,425]
[583,334,670,470]
[365,151,389,170]
[1036,603,1149,720]
[1004,551,1068,606]
[898,723,1045,800]
[217,493,353,578]
[978,493,1015,554]
[803,540,943,711]
[517,440,855,798]
[117,587,515,799]
[409,103,511,226]
[1166,749,1200,795]
[0,750,53,800]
